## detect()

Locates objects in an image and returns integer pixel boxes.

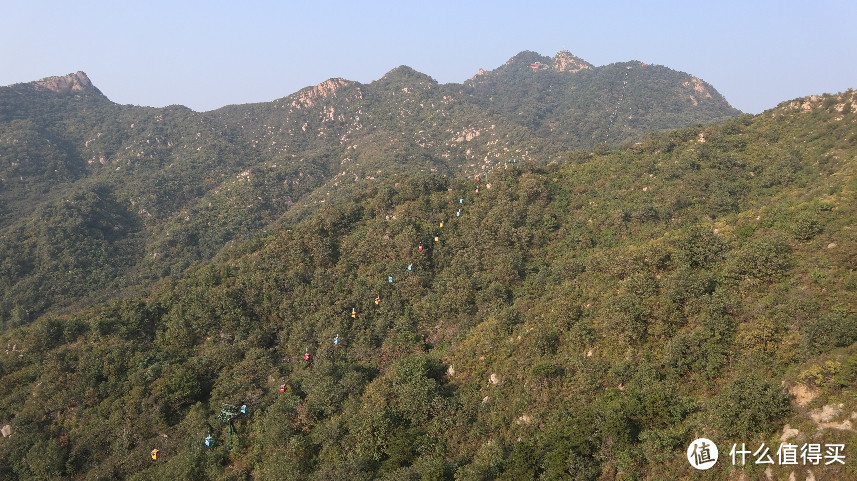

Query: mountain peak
[377,65,437,85]
[33,71,98,93]
[506,50,553,67]
[552,50,592,73]
[499,50,592,74]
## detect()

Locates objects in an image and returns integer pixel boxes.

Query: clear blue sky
[2,1,855,114]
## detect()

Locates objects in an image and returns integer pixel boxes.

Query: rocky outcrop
[783,90,856,115]
[682,77,714,105]
[552,50,592,73]
[290,78,353,109]
[33,71,95,93]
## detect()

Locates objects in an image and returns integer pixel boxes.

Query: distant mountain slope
[209,50,739,178]
[463,50,739,148]
[0,51,740,322]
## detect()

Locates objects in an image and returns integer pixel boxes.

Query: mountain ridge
[6,50,728,112]
[0,50,741,323]
[0,85,855,479]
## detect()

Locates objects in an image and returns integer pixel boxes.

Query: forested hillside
[0,51,738,327]
[0,88,854,480]
[463,51,737,148]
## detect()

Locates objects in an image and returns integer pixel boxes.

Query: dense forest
[0,76,855,479]
[0,51,739,328]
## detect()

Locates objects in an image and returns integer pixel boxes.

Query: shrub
[711,374,790,439]
[802,313,857,356]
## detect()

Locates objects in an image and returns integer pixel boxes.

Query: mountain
[0,51,740,324]
[208,49,738,177]
[0,84,855,479]
[464,50,738,148]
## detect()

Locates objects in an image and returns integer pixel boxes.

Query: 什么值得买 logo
[687,438,719,470]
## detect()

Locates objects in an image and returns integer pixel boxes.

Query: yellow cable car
[351,308,357,319]
[151,448,160,460]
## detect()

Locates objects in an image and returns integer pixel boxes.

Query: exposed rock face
[789,383,817,406]
[290,78,352,109]
[784,90,857,114]
[34,71,94,93]
[780,424,799,442]
[552,50,592,73]
[809,404,841,424]
[682,77,714,105]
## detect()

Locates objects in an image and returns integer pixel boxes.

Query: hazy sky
[2,1,855,114]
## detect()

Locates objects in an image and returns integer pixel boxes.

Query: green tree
[711,374,790,439]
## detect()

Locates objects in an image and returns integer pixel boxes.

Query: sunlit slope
[0,89,854,479]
